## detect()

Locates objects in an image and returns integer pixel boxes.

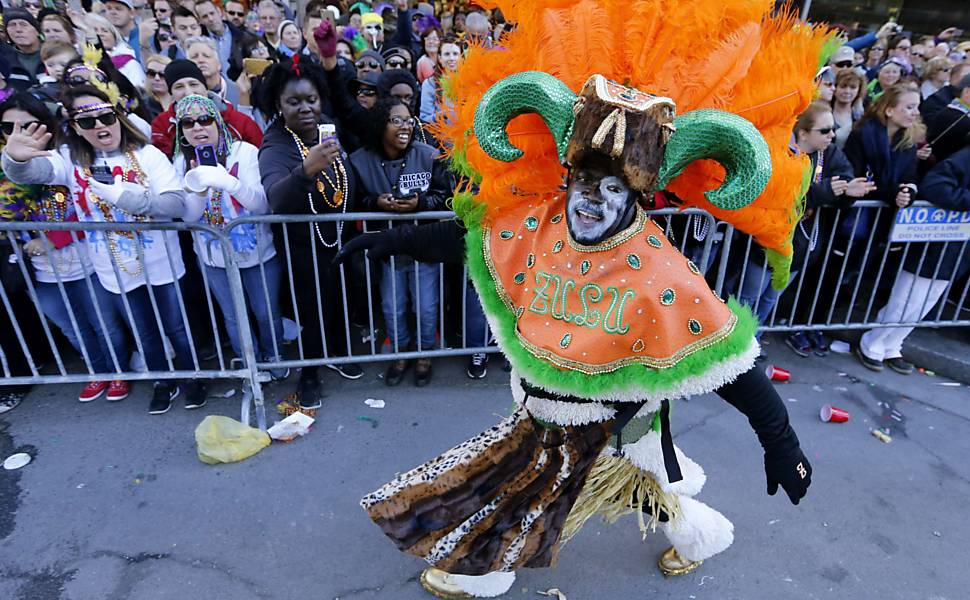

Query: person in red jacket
[150,60,262,156]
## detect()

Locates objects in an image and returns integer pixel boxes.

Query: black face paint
[565,166,639,245]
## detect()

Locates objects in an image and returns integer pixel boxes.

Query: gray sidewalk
[1,336,968,600]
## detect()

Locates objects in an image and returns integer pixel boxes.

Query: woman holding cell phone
[174,94,285,381]
[0,85,204,415]
[257,59,362,410]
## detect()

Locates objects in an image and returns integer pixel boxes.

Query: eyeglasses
[357,88,376,97]
[179,115,216,129]
[356,60,381,69]
[72,112,118,130]
[0,121,38,136]
[146,69,165,79]
[388,116,414,128]
[834,60,853,68]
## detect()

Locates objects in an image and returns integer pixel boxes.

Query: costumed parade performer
[334,1,834,597]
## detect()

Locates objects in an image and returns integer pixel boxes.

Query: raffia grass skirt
[360,408,612,575]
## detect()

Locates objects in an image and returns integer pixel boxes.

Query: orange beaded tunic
[483,195,735,375]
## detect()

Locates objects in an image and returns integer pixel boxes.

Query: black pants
[289,244,350,382]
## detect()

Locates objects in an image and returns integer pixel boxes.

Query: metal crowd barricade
[5,203,969,430]
[0,220,267,429]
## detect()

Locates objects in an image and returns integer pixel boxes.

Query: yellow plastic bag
[195,415,271,464]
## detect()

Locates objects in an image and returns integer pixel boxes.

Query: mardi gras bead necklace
[83,150,150,275]
[286,127,348,248]
[202,190,226,228]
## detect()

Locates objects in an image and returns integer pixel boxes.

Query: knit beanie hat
[164,59,206,92]
[3,8,40,34]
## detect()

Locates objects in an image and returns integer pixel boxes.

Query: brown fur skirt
[360,408,612,575]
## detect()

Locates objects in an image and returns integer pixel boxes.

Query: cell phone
[243,57,272,76]
[195,144,218,167]
[393,189,415,202]
[90,165,114,185]
[318,123,336,145]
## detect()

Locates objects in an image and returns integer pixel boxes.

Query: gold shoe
[420,567,472,599]
[658,546,703,576]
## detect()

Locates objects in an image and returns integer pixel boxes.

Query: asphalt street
[1,333,968,600]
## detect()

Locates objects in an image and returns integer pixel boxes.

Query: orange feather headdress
[436,0,834,280]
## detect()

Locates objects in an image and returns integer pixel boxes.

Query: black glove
[764,444,812,505]
[332,231,395,266]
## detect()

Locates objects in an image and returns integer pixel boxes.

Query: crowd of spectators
[0,1,968,417]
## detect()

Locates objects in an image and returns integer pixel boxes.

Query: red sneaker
[106,380,130,402]
[78,381,109,402]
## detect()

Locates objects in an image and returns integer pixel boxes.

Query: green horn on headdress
[473,71,577,163]
[656,109,772,210]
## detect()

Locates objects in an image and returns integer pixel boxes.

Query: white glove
[185,164,241,194]
[87,175,144,206]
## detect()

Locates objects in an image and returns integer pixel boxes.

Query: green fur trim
[765,247,794,291]
[464,223,759,398]
[449,143,483,183]
[452,190,486,227]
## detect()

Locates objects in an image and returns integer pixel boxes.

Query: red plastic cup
[765,365,791,382]
[820,404,850,423]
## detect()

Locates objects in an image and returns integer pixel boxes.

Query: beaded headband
[71,102,116,116]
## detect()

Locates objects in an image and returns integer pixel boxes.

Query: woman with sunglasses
[62,55,154,139]
[0,91,116,403]
[143,54,172,121]
[1,85,205,415]
[174,94,285,379]
[256,59,361,409]
[350,98,451,388]
[152,23,179,59]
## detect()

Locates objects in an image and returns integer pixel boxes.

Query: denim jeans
[204,255,284,362]
[464,279,491,348]
[728,259,797,327]
[35,279,112,373]
[380,259,440,351]
[94,279,195,373]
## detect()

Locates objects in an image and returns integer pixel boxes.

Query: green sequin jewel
[500,230,514,240]
[660,288,676,305]
[647,235,663,248]
[525,216,539,231]
[580,260,590,275]
[687,259,700,275]
[550,213,563,224]
[552,240,563,253]
[627,254,641,270]
[527,253,536,268]
[513,272,526,284]
[688,318,703,335]
[560,333,572,349]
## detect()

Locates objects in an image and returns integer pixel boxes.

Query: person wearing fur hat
[0,8,43,89]
[330,1,832,596]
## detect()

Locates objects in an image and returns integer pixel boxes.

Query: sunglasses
[179,115,216,129]
[357,88,376,97]
[157,32,173,42]
[146,68,165,79]
[813,127,835,135]
[0,121,38,136]
[388,116,415,128]
[73,112,118,130]
[834,60,853,68]
[226,10,246,17]
[356,60,380,69]
[386,58,407,68]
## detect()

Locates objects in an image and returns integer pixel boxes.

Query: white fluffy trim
[620,430,706,497]
[661,496,734,562]
[451,571,516,598]
[489,305,760,403]
[510,369,618,427]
